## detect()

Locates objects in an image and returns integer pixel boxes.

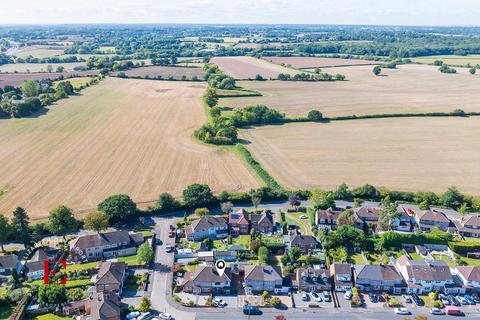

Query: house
[353,264,406,294]
[353,207,381,231]
[94,261,126,294]
[394,204,417,232]
[23,249,51,280]
[295,267,331,292]
[69,231,144,262]
[415,210,452,232]
[244,265,283,293]
[229,209,250,235]
[86,292,121,320]
[185,217,228,241]
[394,255,463,294]
[250,211,274,234]
[289,235,319,254]
[330,263,353,292]
[0,254,21,276]
[454,215,480,238]
[452,266,480,293]
[181,265,231,294]
[316,208,343,230]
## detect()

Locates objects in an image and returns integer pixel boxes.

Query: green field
[54,77,93,89]
[411,54,480,66]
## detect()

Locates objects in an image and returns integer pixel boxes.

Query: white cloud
[0,0,479,25]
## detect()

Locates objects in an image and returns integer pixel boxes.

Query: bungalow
[229,209,250,235]
[289,235,319,254]
[0,254,21,276]
[295,267,331,292]
[94,261,126,294]
[181,265,232,294]
[394,255,463,294]
[244,265,283,293]
[185,217,228,241]
[415,210,452,232]
[330,263,353,292]
[353,264,406,294]
[452,266,480,293]
[250,211,274,234]
[315,208,343,230]
[69,231,144,262]
[454,215,480,238]
[353,207,381,231]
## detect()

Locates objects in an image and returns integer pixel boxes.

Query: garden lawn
[67,261,98,272]
[285,212,312,235]
[433,254,456,267]
[28,278,92,288]
[350,253,367,265]
[459,256,480,266]
[117,253,144,266]
[212,240,228,251]
[233,235,250,249]
[33,314,73,320]
[410,252,423,260]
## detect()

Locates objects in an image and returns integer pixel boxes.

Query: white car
[158,312,173,320]
[212,298,227,307]
[300,214,308,219]
[430,307,446,315]
[309,292,322,302]
[126,312,140,319]
[458,296,468,305]
[402,294,412,303]
[138,312,151,320]
[394,308,410,315]
[344,291,352,300]
[301,292,309,301]
[165,244,173,252]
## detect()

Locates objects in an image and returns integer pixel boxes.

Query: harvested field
[7,45,67,59]
[210,56,298,80]
[262,56,380,68]
[240,117,480,194]
[0,62,87,73]
[115,66,205,80]
[0,78,258,219]
[411,54,480,66]
[0,70,98,88]
[220,64,480,118]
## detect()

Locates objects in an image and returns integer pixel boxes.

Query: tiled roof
[354,264,403,282]
[184,265,231,283]
[95,261,126,286]
[0,254,18,269]
[291,235,318,247]
[90,292,121,319]
[229,211,249,225]
[331,263,352,275]
[191,217,228,232]
[354,207,381,220]
[244,265,282,282]
[417,210,450,223]
[455,266,480,282]
[316,208,342,222]
[404,259,452,282]
[251,212,273,226]
[70,231,132,250]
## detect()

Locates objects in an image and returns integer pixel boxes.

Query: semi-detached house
[452,266,480,293]
[185,217,228,241]
[244,264,283,293]
[353,264,406,294]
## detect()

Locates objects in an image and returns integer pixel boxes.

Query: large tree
[46,205,78,240]
[182,184,214,208]
[309,189,335,210]
[0,214,11,252]
[441,186,464,210]
[84,211,110,232]
[137,243,154,265]
[156,193,179,212]
[258,246,269,264]
[11,207,31,246]
[21,80,40,97]
[38,284,67,307]
[98,194,137,223]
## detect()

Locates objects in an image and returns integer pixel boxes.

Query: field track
[0,78,259,220]
[240,117,480,195]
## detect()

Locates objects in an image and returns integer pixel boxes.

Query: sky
[1,0,479,26]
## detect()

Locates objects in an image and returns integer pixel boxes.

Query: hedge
[380,231,453,248]
[448,241,480,254]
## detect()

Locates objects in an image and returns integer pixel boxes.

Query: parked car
[300,215,308,219]
[158,312,173,320]
[411,293,424,306]
[464,294,475,305]
[243,306,261,315]
[302,292,309,301]
[472,293,480,303]
[127,312,140,320]
[430,308,446,315]
[368,293,378,303]
[394,307,410,315]
[377,294,385,303]
[445,306,463,316]
[212,298,227,307]
[449,295,461,307]
[310,292,322,302]
[165,244,173,252]
[402,294,412,303]
[344,291,352,300]
[323,291,331,302]
[138,313,151,320]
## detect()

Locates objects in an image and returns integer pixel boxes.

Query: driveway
[292,292,334,309]
[213,294,238,308]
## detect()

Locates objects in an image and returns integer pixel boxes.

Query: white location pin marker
[215,259,226,277]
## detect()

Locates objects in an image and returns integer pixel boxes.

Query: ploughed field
[262,56,380,68]
[113,66,205,80]
[210,56,298,79]
[0,78,259,220]
[240,117,480,194]
[219,64,480,118]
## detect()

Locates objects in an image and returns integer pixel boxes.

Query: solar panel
[231,214,239,219]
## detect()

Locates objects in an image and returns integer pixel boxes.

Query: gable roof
[229,210,249,225]
[331,263,352,275]
[251,212,273,226]
[455,266,480,282]
[187,265,231,283]
[291,235,318,247]
[70,231,132,250]
[463,215,480,228]
[244,265,282,282]
[297,267,330,286]
[354,207,381,220]
[191,217,228,232]
[0,254,18,270]
[417,210,450,223]
[90,292,121,320]
[354,264,403,282]
[316,208,342,222]
[96,261,126,286]
[403,259,452,281]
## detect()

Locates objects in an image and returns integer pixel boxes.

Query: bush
[182,184,215,208]
[448,241,480,254]
[307,110,323,121]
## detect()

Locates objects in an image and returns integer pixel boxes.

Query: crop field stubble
[0,70,98,88]
[0,78,259,220]
[210,56,298,79]
[113,66,205,80]
[219,64,480,118]
[262,56,380,68]
[240,117,480,195]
